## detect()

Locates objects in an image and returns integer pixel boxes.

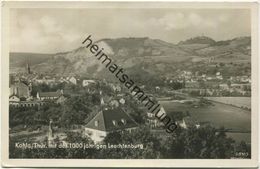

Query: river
[160,99,251,143]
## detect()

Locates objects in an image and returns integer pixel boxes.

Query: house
[9,81,31,99]
[155,86,160,90]
[35,77,55,85]
[177,117,198,129]
[231,83,251,91]
[37,90,63,100]
[109,100,119,108]
[63,89,82,97]
[9,95,20,102]
[216,75,223,80]
[185,81,200,88]
[230,84,243,90]
[56,95,67,104]
[9,94,46,107]
[82,80,96,87]
[146,107,166,128]
[119,98,126,105]
[146,114,164,128]
[219,83,229,90]
[206,77,213,80]
[84,108,138,142]
[110,83,122,92]
[178,119,187,129]
[69,76,77,85]
[9,100,46,107]
[240,76,250,83]
[202,74,206,78]
[59,77,67,83]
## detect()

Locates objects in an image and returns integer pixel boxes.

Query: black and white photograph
[1,1,259,168]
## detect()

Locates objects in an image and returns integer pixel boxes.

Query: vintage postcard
[1,1,259,168]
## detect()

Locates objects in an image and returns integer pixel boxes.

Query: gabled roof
[83,80,96,83]
[9,94,19,98]
[85,107,138,132]
[182,116,197,126]
[38,91,62,97]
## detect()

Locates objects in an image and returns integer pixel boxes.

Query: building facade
[84,108,138,142]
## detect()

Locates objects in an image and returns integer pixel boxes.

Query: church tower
[26,63,31,74]
[26,57,31,74]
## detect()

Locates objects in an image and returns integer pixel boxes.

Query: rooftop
[38,91,62,97]
[85,107,138,132]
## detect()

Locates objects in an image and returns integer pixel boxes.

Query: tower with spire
[25,57,31,74]
[26,63,31,74]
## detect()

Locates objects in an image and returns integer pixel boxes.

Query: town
[9,61,251,158]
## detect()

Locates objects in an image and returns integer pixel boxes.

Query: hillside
[9,52,54,73]
[10,36,251,80]
[178,36,216,45]
[10,52,53,67]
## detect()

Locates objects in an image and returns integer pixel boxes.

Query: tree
[235,141,251,158]
[164,126,235,159]
[99,127,163,159]
[65,132,97,158]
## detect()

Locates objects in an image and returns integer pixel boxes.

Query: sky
[10,8,251,53]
